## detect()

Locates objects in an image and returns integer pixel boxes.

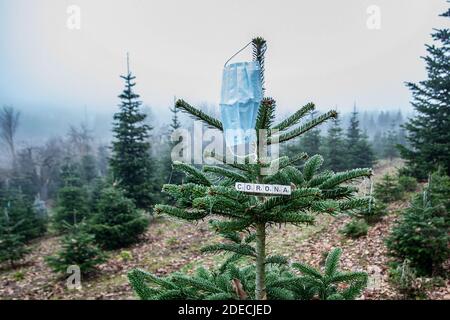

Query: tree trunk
[255,222,267,300]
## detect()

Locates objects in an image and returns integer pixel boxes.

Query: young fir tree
[386,172,449,276]
[89,186,148,250]
[346,108,375,170]
[0,188,46,241]
[110,56,154,209]
[46,222,106,275]
[399,8,450,179]
[80,154,98,185]
[0,209,29,268]
[129,38,371,300]
[374,174,403,203]
[53,161,89,231]
[160,99,184,191]
[321,118,347,172]
[383,123,400,161]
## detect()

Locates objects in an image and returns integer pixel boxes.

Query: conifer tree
[0,188,46,241]
[160,99,184,190]
[383,123,400,161]
[0,209,29,268]
[346,108,375,169]
[46,222,106,275]
[89,186,149,250]
[53,161,89,230]
[321,118,347,172]
[110,56,154,209]
[399,8,450,179]
[387,172,449,275]
[80,154,97,185]
[374,174,403,203]
[129,38,372,300]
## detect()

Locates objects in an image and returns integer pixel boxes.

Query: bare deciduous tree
[0,105,21,163]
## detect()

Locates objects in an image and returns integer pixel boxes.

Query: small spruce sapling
[46,222,106,275]
[0,210,29,268]
[374,174,403,203]
[89,186,149,250]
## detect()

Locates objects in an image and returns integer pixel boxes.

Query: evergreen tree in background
[89,186,149,250]
[387,171,449,276]
[53,161,89,231]
[374,174,403,203]
[321,118,347,172]
[383,123,400,161]
[97,145,110,177]
[129,38,372,300]
[346,108,375,169]
[46,222,106,275]
[160,99,184,192]
[110,57,154,209]
[0,209,29,268]
[399,8,450,179]
[0,188,46,241]
[298,113,322,156]
[80,154,97,185]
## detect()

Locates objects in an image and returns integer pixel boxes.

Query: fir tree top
[110,55,154,208]
[400,6,450,179]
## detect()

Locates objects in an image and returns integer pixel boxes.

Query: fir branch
[269,110,337,144]
[203,151,255,173]
[307,171,334,187]
[324,247,341,277]
[173,161,212,186]
[255,98,276,130]
[257,188,322,213]
[154,204,208,220]
[265,255,289,266]
[273,103,315,131]
[172,274,222,294]
[338,197,372,211]
[208,186,252,204]
[204,166,251,182]
[219,253,242,273]
[210,218,253,233]
[319,168,373,189]
[192,195,245,213]
[176,99,223,130]
[291,262,323,279]
[321,186,357,199]
[267,211,315,225]
[310,200,340,215]
[252,37,267,92]
[303,155,324,181]
[201,243,256,257]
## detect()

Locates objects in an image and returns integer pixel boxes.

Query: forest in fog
[0,1,448,303]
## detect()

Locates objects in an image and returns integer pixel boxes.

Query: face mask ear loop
[224,41,253,68]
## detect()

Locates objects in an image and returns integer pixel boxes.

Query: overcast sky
[0,0,448,119]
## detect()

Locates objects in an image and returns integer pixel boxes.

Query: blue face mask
[220,61,263,147]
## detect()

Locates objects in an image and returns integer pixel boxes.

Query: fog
[0,0,447,142]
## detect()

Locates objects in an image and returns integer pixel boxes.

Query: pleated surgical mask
[220,61,263,148]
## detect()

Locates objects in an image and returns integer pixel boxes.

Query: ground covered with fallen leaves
[1,159,448,300]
